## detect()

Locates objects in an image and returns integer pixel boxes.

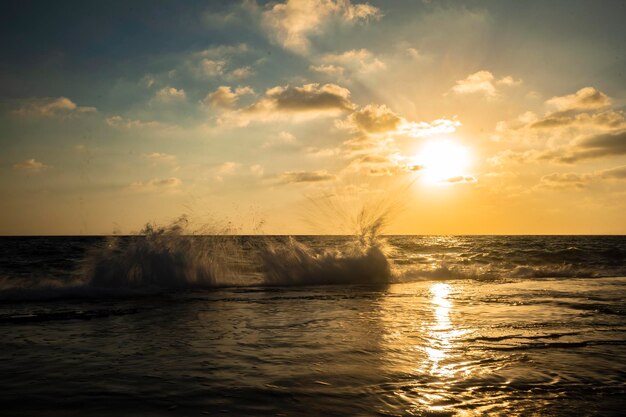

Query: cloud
[187,43,255,80]
[445,175,478,184]
[344,153,421,176]
[449,70,520,97]
[128,177,182,191]
[262,131,299,149]
[200,59,227,77]
[279,170,336,184]
[537,172,592,190]
[305,146,340,157]
[13,158,49,173]
[320,48,385,74]
[530,110,626,130]
[491,87,624,166]
[204,86,255,109]
[450,70,497,97]
[556,130,626,163]
[546,87,611,112]
[12,97,96,118]
[496,75,522,86]
[214,161,241,181]
[310,64,345,76]
[250,164,264,176]
[227,66,254,79]
[154,87,186,103]
[339,104,402,133]
[105,116,171,129]
[406,47,422,60]
[600,165,626,180]
[252,83,354,113]
[142,153,177,164]
[533,166,626,192]
[492,130,626,166]
[262,0,381,54]
[218,83,355,126]
[337,104,461,137]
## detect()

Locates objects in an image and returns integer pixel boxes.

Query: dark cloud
[557,130,626,163]
[279,170,336,184]
[600,165,626,180]
[537,172,592,190]
[248,83,355,114]
[342,104,402,133]
[530,110,625,130]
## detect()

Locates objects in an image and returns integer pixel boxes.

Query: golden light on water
[425,283,454,377]
[381,281,475,414]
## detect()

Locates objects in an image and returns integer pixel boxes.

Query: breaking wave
[1,209,624,300]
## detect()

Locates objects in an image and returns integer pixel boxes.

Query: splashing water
[81,202,396,292]
[84,216,254,290]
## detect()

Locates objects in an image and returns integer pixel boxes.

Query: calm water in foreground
[0,236,625,416]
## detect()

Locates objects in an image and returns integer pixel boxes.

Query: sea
[1,233,625,416]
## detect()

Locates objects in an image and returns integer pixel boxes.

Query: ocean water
[0,234,625,416]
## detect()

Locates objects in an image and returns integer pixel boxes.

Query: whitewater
[0,224,625,415]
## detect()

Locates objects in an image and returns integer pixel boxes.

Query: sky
[1,0,625,235]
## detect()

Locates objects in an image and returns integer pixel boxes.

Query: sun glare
[414,139,471,185]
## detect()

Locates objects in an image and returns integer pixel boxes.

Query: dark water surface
[0,236,625,416]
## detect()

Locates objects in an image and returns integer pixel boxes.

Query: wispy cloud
[128,177,182,192]
[153,87,186,104]
[12,97,96,118]
[13,158,49,173]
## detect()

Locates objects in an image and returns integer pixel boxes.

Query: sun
[414,139,472,184]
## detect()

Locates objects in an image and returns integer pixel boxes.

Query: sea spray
[259,237,391,286]
[259,197,397,285]
[84,216,255,289]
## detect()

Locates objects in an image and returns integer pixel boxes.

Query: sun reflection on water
[425,283,454,377]
[380,281,476,415]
